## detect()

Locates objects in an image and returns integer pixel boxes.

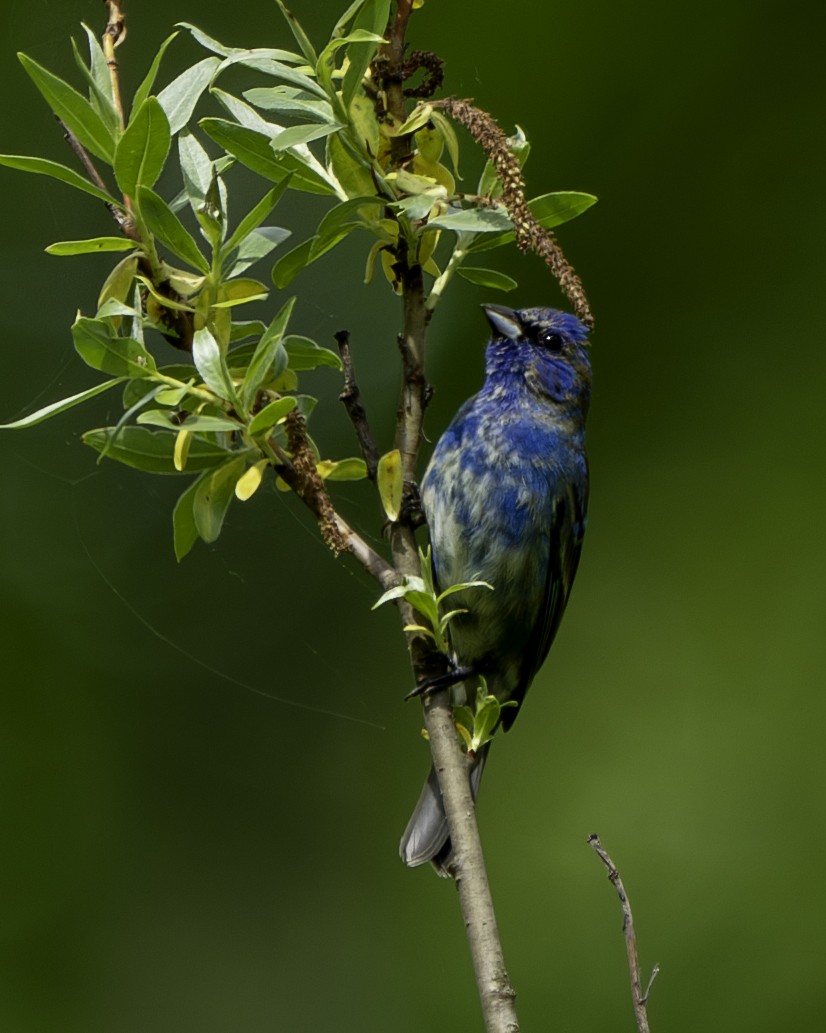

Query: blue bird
[400,304,592,875]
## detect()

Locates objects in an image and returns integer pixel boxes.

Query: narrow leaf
[18,52,115,163]
[157,57,221,134]
[468,191,599,252]
[271,122,341,150]
[230,226,292,276]
[428,207,512,234]
[72,318,156,377]
[137,185,209,273]
[221,176,292,259]
[83,425,235,473]
[115,98,171,197]
[235,459,269,501]
[377,449,402,521]
[248,396,297,435]
[0,154,116,203]
[172,472,203,559]
[46,237,139,256]
[341,0,391,108]
[194,456,246,542]
[241,295,296,408]
[456,267,518,292]
[132,32,179,114]
[199,118,335,195]
[317,457,368,481]
[192,327,238,404]
[274,1,319,65]
[137,410,240,433]
[0,378,125,430]
[283,335,342,371]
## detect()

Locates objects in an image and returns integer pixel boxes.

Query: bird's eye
[539,330,563,351]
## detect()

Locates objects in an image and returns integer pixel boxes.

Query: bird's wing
[501,473,588,730]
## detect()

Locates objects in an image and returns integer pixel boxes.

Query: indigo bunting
[400,304,591,875]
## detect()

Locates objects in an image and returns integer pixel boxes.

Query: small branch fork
[588,834,659,1033]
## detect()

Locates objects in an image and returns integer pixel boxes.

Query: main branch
[378,9,520,1030]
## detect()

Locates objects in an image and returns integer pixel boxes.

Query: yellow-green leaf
[377,449,403,521]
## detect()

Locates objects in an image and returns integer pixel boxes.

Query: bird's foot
[404,665,476,701]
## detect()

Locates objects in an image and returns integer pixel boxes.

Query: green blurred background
[1,1,824,1029]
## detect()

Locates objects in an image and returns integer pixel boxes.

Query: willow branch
[102,1,127,131]
[588,834,659,1033]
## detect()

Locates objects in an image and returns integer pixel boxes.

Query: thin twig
[334,330,380,481]
[587,834,658,1033]
[56,119,135,236]
[102,1,127,131]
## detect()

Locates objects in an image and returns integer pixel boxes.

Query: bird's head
[482,304,591,408]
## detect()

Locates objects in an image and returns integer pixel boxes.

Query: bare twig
[56,119,135,236]
[587,834,658,1033]
[334,330,380,481]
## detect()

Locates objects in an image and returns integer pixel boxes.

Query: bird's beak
[482,304,522,340]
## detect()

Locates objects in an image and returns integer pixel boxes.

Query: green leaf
[136,185,210,273]
[428,207,512,234]
[192,327,238,404]
[468,191,599,252]
[72,318,156,377]
[157,57,221,134]
[178,131,214,211]
[230,227,292,276]
[317,457,368,481]
[283,335,342,371]
[0,378,125,430]
[137,410,240,433]
[241,296,296,409]
[193,456,246,542]
[377,449,402,521]
[243,88,335,123]
[46,237,139,256]
[221,176,292,260]
[270,238,314,289]
[18,52,115,163]
[326,131,374,198]
[83,425,236,473]
[212,278,269,309]
[430,110,460,177]
[172,473,203,559]
[132,32,179,115]
[175,23,234,57]
[98,255,140,311]
[271,228,354,289]
[272,122,342,150]
[341,0,391,108]
[216,51,326,98]
[248,396,297,435]
[72,28,119,137]
[199,118,335,195]
[0,154,117,203]
[115,98,171,197]
[456,267,518,292]
[274,1,319,65]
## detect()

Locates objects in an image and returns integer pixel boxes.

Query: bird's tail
[399,742,490,877]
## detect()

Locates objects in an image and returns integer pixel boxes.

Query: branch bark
[588,834,658,1033]
[378,8,521,1031]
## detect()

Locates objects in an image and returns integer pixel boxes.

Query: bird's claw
[404,665,476,701]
